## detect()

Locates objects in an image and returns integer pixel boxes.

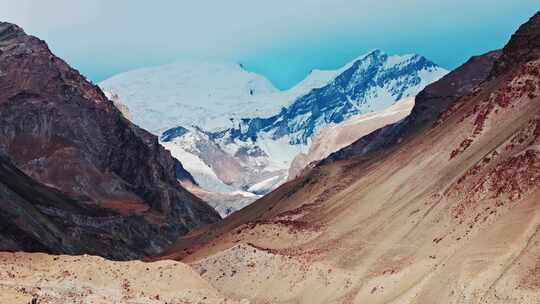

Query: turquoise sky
[1,1,539,90]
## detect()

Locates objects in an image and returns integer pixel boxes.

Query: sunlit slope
[162,12,540,304]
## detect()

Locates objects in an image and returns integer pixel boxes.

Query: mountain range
[158,12,540,304]
[2,10,540,304]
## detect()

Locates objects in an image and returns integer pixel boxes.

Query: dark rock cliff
[491,12,540,77]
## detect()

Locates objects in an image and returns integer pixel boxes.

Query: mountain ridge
[218,49,447,145]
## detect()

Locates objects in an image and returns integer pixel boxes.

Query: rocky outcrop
[0,22,220,260]
[103,90,133,120]
[491,12,540,77]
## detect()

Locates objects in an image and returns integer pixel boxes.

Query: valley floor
[0,252,243,304]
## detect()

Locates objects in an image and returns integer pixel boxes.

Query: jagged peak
[302,50,386,78]
[0,22,26,43]
[365,48,384,57]
[352,49,385,63]
[305,50,440,80]
[343,50,442,76]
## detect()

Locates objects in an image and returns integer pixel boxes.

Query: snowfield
[100,60,337,134]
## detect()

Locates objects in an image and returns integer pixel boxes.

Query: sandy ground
[0,252,244,304]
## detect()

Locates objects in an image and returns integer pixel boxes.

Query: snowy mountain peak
[333,51,443,103]
[221,51,448,146]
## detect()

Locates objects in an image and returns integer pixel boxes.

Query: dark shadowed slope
[0,22,220,260]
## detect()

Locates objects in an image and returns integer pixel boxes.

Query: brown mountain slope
[0,22,220,260]
[162,12,540,304]
[160,33,502,263]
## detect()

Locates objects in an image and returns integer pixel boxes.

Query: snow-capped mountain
[100,60,325,134]
[101,51,447,216]
[188,51,447,196]
[160,126,283,192]
[223,50,448,146]
[159,126,286,216]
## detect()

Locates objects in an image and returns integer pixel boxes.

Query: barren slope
[161,12,540,304]
[0,252,241,304]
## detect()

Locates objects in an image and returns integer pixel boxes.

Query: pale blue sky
[1,1,539,89]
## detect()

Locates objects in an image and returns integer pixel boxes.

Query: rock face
[492,12,540,77]
[162,12,540,304]
[0,22,220,260]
